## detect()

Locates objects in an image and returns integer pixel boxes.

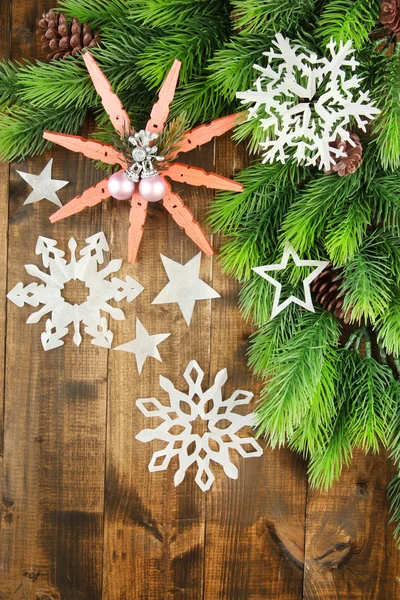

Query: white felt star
[152,253,220,325]
[252,245,329,320]
[17,159,69,207]
[114,318,170,374]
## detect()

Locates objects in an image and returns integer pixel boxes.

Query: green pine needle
[316,0,381,50]
[255,310,340,447]
[375,295,400,358]
[56,0,128,28]
[231,0,316,35]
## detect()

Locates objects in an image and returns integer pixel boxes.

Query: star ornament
[152,253,220,325]
[115,318,170,374]
[43,53,243,263]
[17,158,69,207]
[252,245,329,320]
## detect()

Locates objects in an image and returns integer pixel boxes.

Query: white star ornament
[252,245,329,320]
[114,318,170,374]
[152,253,220,325]
[17,158,69,207]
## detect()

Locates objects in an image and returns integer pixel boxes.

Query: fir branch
[210,162,306,279]
[281,170,362,256]
[16,58,96,109]
[388,472,400,550]
[347,350,395,452]
[0,104,87,161]
[324,191,371,265]
[341,231,397,323]
[255,310,341,447]
[370,172,400,235]
[137,17,231,89]
[128,0,229,27]
[387,380,400,467]
[0,60,20,108]
[316,0,381,50]
[375,295,400,358]
[56,0,128,28]
[370,53,400,170]
[231,0,316,36]
[209,34,272,102]
[170,76,231,125]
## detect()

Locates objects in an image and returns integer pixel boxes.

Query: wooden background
[1,2,400,599]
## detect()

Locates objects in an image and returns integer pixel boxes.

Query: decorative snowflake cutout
[135,360,263,491]
[7,232,144,350]
[237,33,380,170]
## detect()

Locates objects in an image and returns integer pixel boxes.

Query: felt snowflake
[7,232,143,350]
[135,360,263,491]
[237,33,380,170]
[43,53,243,263]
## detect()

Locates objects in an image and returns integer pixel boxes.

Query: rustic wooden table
[1,2,400,599]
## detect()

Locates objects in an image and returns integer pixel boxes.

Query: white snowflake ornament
[237,34,380,170]
[135,360,263,491]
[7,232,144,350]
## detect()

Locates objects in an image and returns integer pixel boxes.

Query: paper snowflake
[135,360,263,491]
[7,232,144,350]
[237,33,380,170]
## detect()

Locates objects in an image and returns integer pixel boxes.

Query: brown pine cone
[325,133,363,177]
[312,264,352,324]
[380,0,400,34]
[38,10,100,60]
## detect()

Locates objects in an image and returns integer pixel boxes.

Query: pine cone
[312,264,352,324]
[325,133,363,177]
[38,10,100,60]
[380,0,400,34]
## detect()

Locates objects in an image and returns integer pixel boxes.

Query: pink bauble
[107,171,135,200]
[138,175,167,202]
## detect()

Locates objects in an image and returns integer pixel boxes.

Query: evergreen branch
[370,53,400,170]
[127,0,229,27]
[388,472,400,550]
[16,58,96,109]
[341,231,397,323]
[170,76,231,125]
[387,380,400,467]
[56,0,128,28]
[255,310,340,447]
[137,17,231,89]
[324,191,371,265]
[281,170,362,256]
[316,0,381,50]
[347,350,395,452]
[0,60,20,108]
[0,104,87,161]
[375,295,400,358]
[231,0,316,35]
[370,172,400,235]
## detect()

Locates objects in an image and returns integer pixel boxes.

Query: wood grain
[1,2,400,599]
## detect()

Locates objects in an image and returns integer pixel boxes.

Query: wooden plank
[0,2,110,594]
[101,146,214,598]
[0,0,10,462]
[202,135,307,600]
[304,449,400,600]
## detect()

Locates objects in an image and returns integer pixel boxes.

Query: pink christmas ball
[107,171,135,200]
[138,175,167,202]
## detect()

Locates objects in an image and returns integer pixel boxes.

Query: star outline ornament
[252,244,329,320]
[17,158,69,207]
[43,53,244,263]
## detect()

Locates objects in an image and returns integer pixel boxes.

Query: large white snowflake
[7,232,144,350]
[236,33,380,170]
[135,360,263,491]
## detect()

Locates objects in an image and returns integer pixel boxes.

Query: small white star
[252,244,329,320]
[114,318,170,374]
[152,253,220,325]
[17,159,69,207]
